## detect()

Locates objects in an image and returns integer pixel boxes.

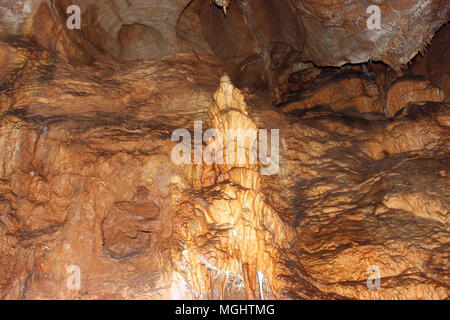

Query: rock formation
[0,0,448,300]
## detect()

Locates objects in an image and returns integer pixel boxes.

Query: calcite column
[170,75,295,299]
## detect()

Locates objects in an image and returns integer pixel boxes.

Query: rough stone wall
[0,0,448,300]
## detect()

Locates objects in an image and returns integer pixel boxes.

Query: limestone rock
[0,0,448,301]
[386,77,444,116]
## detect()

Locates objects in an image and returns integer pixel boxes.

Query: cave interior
[0,0,449,300]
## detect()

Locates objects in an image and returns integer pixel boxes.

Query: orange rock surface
[0,0,448,300]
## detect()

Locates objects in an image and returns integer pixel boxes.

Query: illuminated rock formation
[169,75,295,299]
[0,0,448,300]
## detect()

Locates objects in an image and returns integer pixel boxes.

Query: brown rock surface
[277,103,449,299]
[0,0,448,301]
[2,1,449,78]
[0,44,448,298]
[410,24,450,100]
[293,0,449,68]
[0,41,9,85]
[386,77,444,116]
[281,68,383,114]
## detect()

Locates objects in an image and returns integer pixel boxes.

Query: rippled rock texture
[0,0,449,300]
[1,1,449,85]
[0,44,448,298]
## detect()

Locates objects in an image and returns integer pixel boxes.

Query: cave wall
[2,1,448,68]
[0,0,449,300]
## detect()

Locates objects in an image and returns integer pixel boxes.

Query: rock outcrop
[0,0,448,300]
[1,1,449,81]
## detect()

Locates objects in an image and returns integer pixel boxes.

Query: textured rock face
[2,1,448,68]
[197,0,449,95]
[293,0,449,68]
[0,47,449,299]
[1,1,448,104]
[279,103,449,299]
[411,24,450,101]
[0,41,8,85]
[0,0,35,36]
[0,52,226,299]
[0,0,449,300]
